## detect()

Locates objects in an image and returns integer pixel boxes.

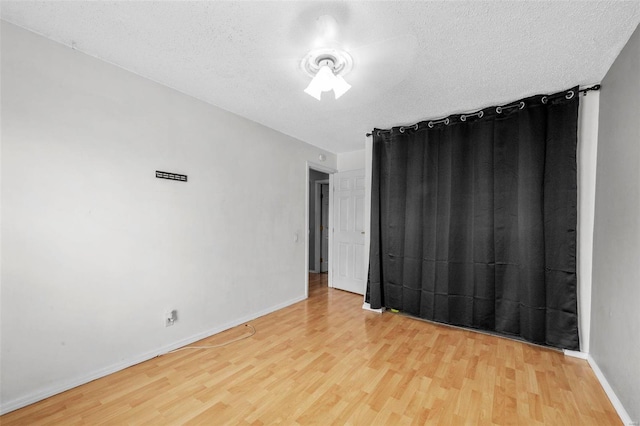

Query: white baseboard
[0,295,306,415]
[587,355,636,425]
[361,302,384,313]
[563,349,589,360]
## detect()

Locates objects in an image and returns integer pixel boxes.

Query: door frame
[306,162,337,298]
[314,179,330,273]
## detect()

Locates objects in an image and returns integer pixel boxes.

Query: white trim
[0,295,306,415]
[328,173,334,288]
[314,181,322,272]
[314,179,329,273]
[305,161,337,296]
[307,161,337,175]
[563,349,589,360]
[587,355,636,425]
[305,166,310,298]
[362,302,384,313]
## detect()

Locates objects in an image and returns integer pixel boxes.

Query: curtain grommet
[444,118,450,125]
[519,101,525,109]
[399,127,405,133]
[413,124,418,131]
[541,96,548,104]
[565,90,575,100]
[428,121,434,129]
[496,106,503,114]
[462,111,483,121]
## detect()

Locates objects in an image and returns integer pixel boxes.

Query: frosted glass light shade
[304,64,351,100]
[333,75,351,99]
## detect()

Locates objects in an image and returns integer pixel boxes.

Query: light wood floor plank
[1,273,621,425]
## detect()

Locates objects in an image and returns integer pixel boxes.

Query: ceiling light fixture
[301,48,353,101]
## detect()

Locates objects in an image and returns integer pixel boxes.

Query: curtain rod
[365,84,601,137]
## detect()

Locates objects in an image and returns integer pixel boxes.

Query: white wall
[337,149,365,171]
[363,138,373,307]
[0,22,336,413]
[576,93,600,354]
[590,23,640,423]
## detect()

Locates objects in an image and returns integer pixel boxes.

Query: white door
[321,184,329,273]
[332,169,366,295]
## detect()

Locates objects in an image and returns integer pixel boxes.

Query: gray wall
[590,23,640,422]
[0,22,336,412]
[308,169,328,271]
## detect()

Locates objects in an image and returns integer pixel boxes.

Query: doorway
[306,163,337,298]
[320,183,329,273]
[308,170,329,274]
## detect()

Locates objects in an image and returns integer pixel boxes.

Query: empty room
[1,1,639,424]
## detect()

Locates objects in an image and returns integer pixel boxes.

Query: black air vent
[156,171,187,182]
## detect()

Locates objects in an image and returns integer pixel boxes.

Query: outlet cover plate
[165,310,177,327]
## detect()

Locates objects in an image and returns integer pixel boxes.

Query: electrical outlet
[165,310,178,327]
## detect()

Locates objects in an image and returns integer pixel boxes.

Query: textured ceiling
[2,1,639,154]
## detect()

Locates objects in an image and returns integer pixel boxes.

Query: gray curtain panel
[367,88,580,350]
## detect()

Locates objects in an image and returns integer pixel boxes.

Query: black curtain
[367,88,580,350]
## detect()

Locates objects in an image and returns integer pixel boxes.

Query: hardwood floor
[2,273,620,425]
